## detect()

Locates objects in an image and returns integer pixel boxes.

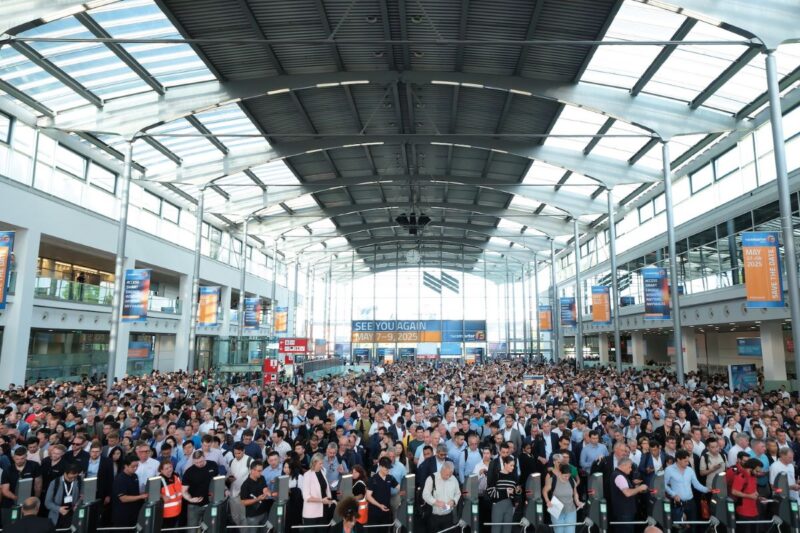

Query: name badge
[64,496,73,504]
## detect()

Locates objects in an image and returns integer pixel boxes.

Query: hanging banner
[244,297,261,329]
[122,269,151,322]
[198,286,220,325]
[642,267,670,320]
[559,297,576,327]
[274,306,288,333]
[591,286,611,324]
[279,338,308,354]
[742,231,784,308]
[0,231,14,310]
[127,341,153,360]
[728,364,758,392]
[263,358,279,386]
[538,305,552,331]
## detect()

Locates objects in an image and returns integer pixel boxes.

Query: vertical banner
[244,297,261,329]
[728,364,758,392]
[0,231,14,310]
[198,286,220,325]
[538,305,553,331]
[742,231,784,308]
[559,297,576,327]
[591,286,611,324]
[274,306,288,333]
[122,269,151,322]
[642,267,670,320]
[262,357,279,386]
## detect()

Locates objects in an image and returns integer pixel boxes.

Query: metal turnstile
[524,473,544,530]
[136,476,163,533]
[587,472,605,531]
[265,475,290,533]
[201,476,228,533]
[461,474,480,533]
[2,477,32,527]
[397,474,414,532]
[74,476,100,533]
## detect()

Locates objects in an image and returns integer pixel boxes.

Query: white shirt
[727,445,752,467]
[228,455,252,494]
[769,460,799,501]
[136,458,160,492]
[273,440,292,460]
[692,439,705,457]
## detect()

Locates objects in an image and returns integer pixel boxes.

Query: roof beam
[304,236,536,259]
[635,0,800,50]
[1,0,118,36]
[630,18,696,96]
[10,41,103,108]
[690,47,761,109]
[0,78,53,117]
[74,12,165,95]
[40,71,745,139]
[145,134,660,188]
[186,115,228,154]
[141,136,182,165]
[252,201,583,237]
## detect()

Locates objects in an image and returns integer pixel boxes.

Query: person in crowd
[330,496,364,533]
[301,453,334,532]
[44,463,82,528]
[610,458,648,533]
[731,458,764,533]
[111,454,147,528]
[366,456,398,527]
[240,460,270,532]
[421,461,461,533]
[227,442,252,525]
[1,447,42,509]
[181,450,220,527]
[664,450,710,533]
[4,497,55,533]
[543,463,582,533]
[284,457,305,533]
[486,455,520,533]
[159,459,183,528]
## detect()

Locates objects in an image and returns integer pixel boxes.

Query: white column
[631,331,646,367]
[0,228,40,387]
[173,273,192,371]
[761,320,788,381]
[681,327,698,374]
[598,333,609,365]
[220,285,232,338]
[111,256,136,381]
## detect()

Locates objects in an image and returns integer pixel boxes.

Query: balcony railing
[32,277,181,314]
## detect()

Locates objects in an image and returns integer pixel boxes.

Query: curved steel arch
[150,135,659,188]
[251,201,583,238]
[239,174,605,218]
[42,70,743,139]
[636,0,800,50]
[281,221,560,255]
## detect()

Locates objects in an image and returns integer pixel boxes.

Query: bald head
[21,496,40,515]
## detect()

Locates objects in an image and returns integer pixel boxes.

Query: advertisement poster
[274,306,288,333]
[742,232,784,308]
[314,339,326,356]
[353,348,371,360]
[440,342,462,357]
[642,267,670,320]
[244,297,261,329]
[398,347,416,358]
[559,297,576,327]
[127,341,152,360]
[122,269,151,322]
[523,374,546,394]
[0,231,14,310]
[465,347,483,364]
[736,337,762,357]
[729,364,759,392]
[591,286,611,324]
[351,320,486,343]
[198,286,220,325]
[538,305,552,331]
[377,347,395,364]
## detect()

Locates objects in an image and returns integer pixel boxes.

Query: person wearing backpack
[730,458,764,533]
[543,463,582,533]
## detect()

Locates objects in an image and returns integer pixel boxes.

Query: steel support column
[292,261,299,336]
[533,258,541,358]
[607,190,623,373]
[371,246,376,370]
[350,250,355,364]
[573,219,584,369]
[237,218,249,363]
[327,256,333,356]
[187,188,205,374]
[271,241,278,326]
[107,140,133,391]
[521,262,529,360]
[766,50,800,385]
[662,142,685,385]
[550,239,560,362]
[505,258,511,357]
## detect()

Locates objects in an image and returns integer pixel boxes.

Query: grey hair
[310,453,325,468]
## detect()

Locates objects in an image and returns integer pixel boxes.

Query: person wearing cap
[43,462,82,527]
[3,497,54,533]
[1,446,42,509]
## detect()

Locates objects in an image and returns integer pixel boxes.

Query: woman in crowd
[159,459,183,528]
[366,457,398,527]
[301,453,333,533]
[284,456,305,533]
[487,455,520,533]
[543,463,582,533]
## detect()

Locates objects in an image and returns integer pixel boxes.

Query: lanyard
[64,481,74,499]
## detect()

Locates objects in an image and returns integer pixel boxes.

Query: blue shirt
[580,443,608,473]
[663,464,708,501]
[390,461,407,495]
[749,452,770,487]
[461,448,483,483]
[262,465,283,498]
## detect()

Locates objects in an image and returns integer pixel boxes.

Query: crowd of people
[0,360,793,533]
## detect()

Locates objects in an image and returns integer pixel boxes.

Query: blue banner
[442,320,487,342]
[353,348,371,359]
[377,347,396,357]
[244,297,261,329]
[122,269,151,322]
[559,297,576,327]
[0,231,14,310]
[352,320,442,332]
[398,347,416,358]
[736,337,762,357]
[440,342,462,356]
[729,364,758,392]
[642,267,670,320]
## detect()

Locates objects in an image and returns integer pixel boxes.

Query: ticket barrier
[2,477,32,527]
[201,476,228,533]
[265,476,289,533]
[660,472,727,532]
[460,474,479,533]
[398,474,414,532]
[74,476,100,533]
[523,473,545,530]
[137,477,163,533]
[586,472,604,532]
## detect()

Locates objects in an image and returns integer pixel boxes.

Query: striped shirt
[487,472,519,501]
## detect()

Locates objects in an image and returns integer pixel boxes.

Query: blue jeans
[552,510,577,533]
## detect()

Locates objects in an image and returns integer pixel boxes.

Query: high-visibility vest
[161,476,183,518]
[356,497,368,525]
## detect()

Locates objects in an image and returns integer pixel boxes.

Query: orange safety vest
[161,476,183,519]
[356,497,368,525]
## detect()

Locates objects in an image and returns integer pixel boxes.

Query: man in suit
[500,415,523,453]
[65,433,90,474]
[5,497,55,533]
[533,420,559,472]
[86,443,115,525]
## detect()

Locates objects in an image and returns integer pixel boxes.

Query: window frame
[0,112,11,145]
[161,200,181,224]
[141,190,163,216]
[54,144,88,181]
[689,163,714,194]
[87,161,117,194]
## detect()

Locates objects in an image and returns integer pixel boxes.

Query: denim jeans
[552,510,577,533]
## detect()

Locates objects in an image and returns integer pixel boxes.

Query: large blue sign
[122,269,151,322]
[729,364,758,391]
[353,348,371,358]
[559,297,576,327]
[736,337,762,357]
[442,320,487,342]
[440,342,462,356]
[352,320,442,332]
[398,347,416,358]
[643,267,670,320]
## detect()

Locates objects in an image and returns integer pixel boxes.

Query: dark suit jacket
[5,514,56,533]
[95,456,115,500]
[66,450,90,474]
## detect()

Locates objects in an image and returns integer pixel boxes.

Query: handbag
[699,498,711,520]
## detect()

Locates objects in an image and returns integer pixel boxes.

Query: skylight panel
[308,219,336,232]
[0,48,89,111]
[284,195,319,211]
[589,122,655,163]
[497,218,525,232]
[250,161,302,186]
[523,161,568,185]
[193,104,270,152]
[509,196,540,211]
[545,106,608,152]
